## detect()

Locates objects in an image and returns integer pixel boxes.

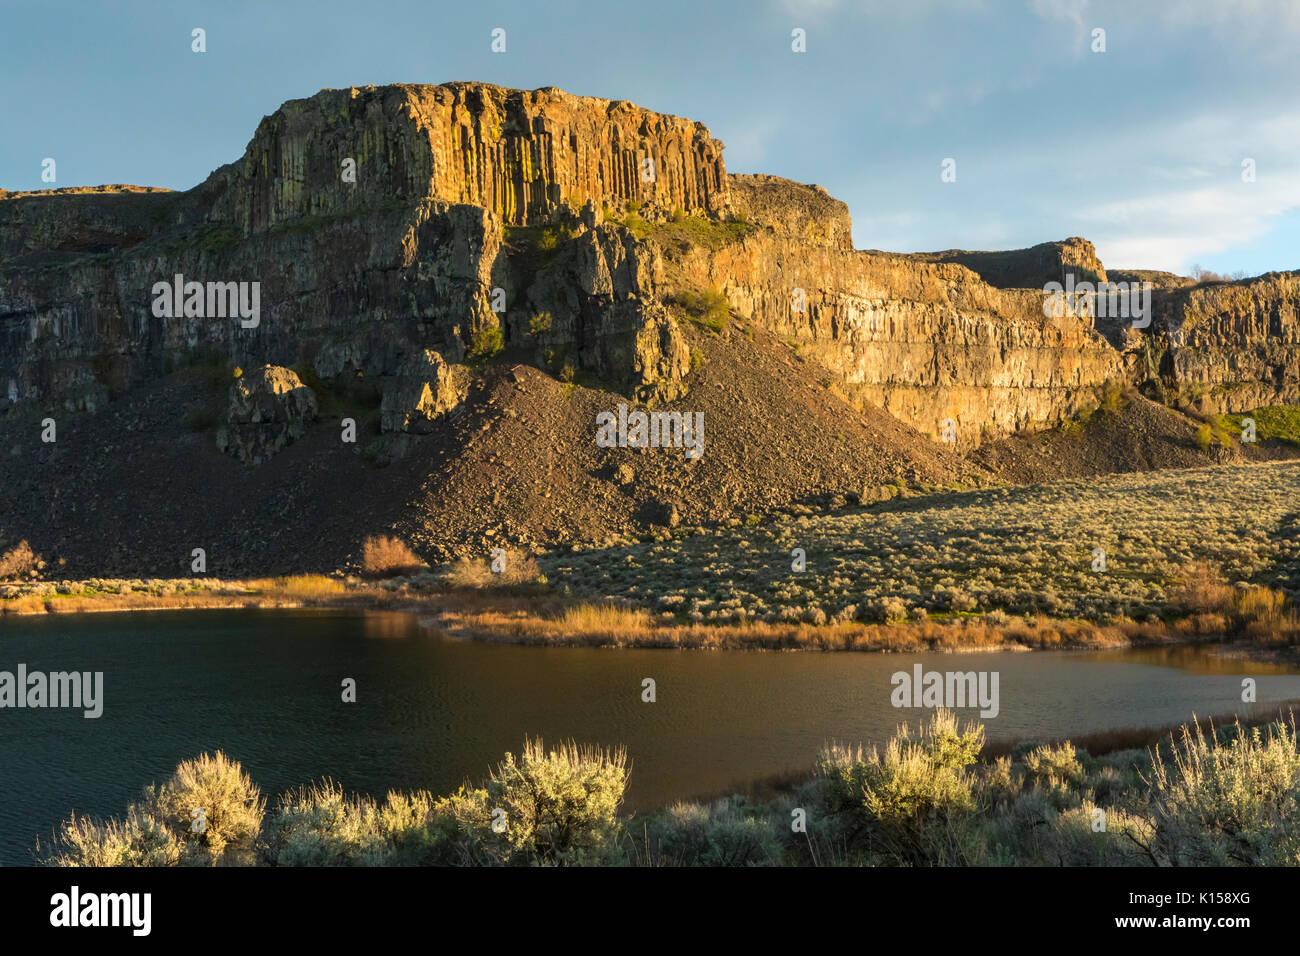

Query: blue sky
[2,0,1297,275]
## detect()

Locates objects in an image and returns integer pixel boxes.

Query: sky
[2,0,1297,275]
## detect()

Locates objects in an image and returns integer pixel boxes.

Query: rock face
[1154,272,1300,411]
[518,223,692,400]
[0,82,1295,447]
[913,238,1108,290]
[201,83,728,233]
[216,365,318,464]
[380,349,468,433]
[0,83,719,417]
[657,186,1124,439]
[727,174,852,249]
[0,186,177,261]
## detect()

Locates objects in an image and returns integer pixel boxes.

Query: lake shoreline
[3,574,1293,660]
[8,601,1300,869]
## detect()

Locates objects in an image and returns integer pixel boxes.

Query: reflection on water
[2,608,1298,865]
[361,612,423,641]
[1082,644,1299,675]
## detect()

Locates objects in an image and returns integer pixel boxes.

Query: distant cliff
[1,82,1295,444]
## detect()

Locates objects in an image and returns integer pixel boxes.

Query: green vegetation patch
[668,287,729,333]
[1197,419,1235,451]
[468,326,504,361]
[1221,405,1300,448]
[183,223,242,253]
[1057,378,1131,433]
[647,213,758,251]
[503,222,580,260]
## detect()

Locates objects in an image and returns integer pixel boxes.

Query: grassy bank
[2,566,1297,655]
[4,461,1297,651]
[547,460,1300,627]
[38,708,1300,867]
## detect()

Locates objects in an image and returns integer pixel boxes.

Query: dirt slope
[0,324,974,577]
[972,393,1295,483]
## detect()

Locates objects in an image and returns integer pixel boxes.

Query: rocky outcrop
[380,349,468,433]
[1153,272,1300,411]
[657,218,1123,440]
[198,83,728,233]
[726,174,852,249]
[513,222,691,400]
[0,186,176,261]
[1107,269,1196,290]
[216,365,318,464]
[912,238,1107,290]
[0,83,722,416]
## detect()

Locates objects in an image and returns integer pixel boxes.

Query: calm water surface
[2,609,1299,864]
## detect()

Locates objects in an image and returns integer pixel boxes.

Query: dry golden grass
[0,568,1174,651]
[1171,563,1299,642]
[1174,561,1236,615]
[2,589,254,615]
[273,574,347,600]
[446,549,544,589]
[1,593,49,614]
[0,540,41,580]
[557,602,653,639]
[1,569,1290,658]
[361,535,425,577]
[1239,587,1288,622]
[1238,588,1299,642]
[422,601,1141,653]
[446,557,494,589]
[0,577,561,619]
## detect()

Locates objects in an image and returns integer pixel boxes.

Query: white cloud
[1154,0,1300,35]
[1052,107,1300,270]
[754,2,1300,272]
[1029,0,1089,26]
[1080,175,1300,272]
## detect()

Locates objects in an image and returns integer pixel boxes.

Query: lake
[3,608,1299,865]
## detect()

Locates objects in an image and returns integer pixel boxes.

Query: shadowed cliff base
[1,319,1292,581]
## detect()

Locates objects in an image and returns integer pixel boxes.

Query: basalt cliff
[1,83,1297,575]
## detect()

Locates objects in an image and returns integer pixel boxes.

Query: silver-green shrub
[818,710,985,865]
[139,751,264,865]
[43,810,181,867]
[643,797,783,866]
[1147,718,1300,865]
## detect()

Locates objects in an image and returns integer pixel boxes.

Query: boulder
[380,349,468,434]
[216,365,318,465]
